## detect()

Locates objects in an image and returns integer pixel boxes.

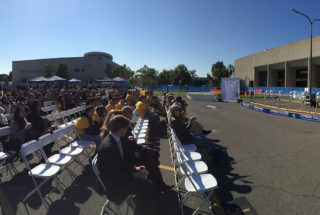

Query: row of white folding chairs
[46,105,86,127]
[41,104,58,113]
[20,122,93,212]
[43,101,54,107]
[169,128,218,215]
[132,118,150,145]
[0,126,18,179]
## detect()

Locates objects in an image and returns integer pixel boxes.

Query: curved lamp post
[291,8,320,100]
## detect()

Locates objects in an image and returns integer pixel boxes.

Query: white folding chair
[91,154,132,215]
[20,140,64,212]
[0,126,19,179]
[38,134,76,182]
[131,109,139,123]
[176,144,218,215]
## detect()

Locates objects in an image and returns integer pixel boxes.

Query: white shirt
[110,132,123,159]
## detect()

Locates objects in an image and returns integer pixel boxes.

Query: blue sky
[1,0,320,77]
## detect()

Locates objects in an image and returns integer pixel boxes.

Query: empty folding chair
[38,134,76,181]
[20,140,64,212]
[177,146,218,215]
[91,154,132,215]
[174,145,208,192]
[52,128,84,158]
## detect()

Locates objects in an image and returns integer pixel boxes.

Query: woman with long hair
[26,100,51,140]
[99,109,122,138]
[10,105,32,151]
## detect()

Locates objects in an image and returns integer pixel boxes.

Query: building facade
[12,52,115,83]
[235,35,320,88]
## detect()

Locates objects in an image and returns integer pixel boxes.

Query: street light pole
[291,8,320,100]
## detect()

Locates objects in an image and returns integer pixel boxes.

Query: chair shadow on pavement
[1,163,95,215]
[207,140,253,215]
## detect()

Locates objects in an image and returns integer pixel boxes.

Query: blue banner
[241,103,320,123]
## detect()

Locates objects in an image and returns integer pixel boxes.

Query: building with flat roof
[12,51,116,83]
[234,35,320,88]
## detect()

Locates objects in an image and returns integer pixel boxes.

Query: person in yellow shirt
[75,106,102,149]
[115,100,124,110]
[135,96,160,130]
[126,91,134,106]
[92,105,106,129]
[105,98,117,114]
[56,95,66,112]
[135,96,148,118]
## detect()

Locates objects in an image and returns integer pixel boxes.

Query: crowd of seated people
[164,91,224,162]
[0,84,222,214]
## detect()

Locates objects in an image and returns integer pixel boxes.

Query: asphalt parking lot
[186,99,320,215]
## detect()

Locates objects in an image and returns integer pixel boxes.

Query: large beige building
[235,35,320,88]
[12,52,115,83]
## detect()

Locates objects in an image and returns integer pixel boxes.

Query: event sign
[221,78,240,102]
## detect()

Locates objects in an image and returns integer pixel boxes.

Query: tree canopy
[43,64,55,78]
[56,62,69,79]
[173,64,192,85]
[136,65,158,88]
[109,64,134,79]
[208,61,230,86]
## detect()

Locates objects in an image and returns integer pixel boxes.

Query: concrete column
[267,65,270,87]
[285,62,296,87]
[267,65,277,87]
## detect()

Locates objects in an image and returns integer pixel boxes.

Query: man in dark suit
[97,115,155,215]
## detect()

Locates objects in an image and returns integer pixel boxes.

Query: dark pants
[128,178,156,215]
[136,148,164,191]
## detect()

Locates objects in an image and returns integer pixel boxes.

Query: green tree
[0,74,9,82]
[56,62,69,79]
[173,64,192,85]
[189,69,197,85]
[158,69,173,85]
[104,63,114,77]
[136,65,158,88]
[43,64,55,78]
[8,72,12,82]
[227,64,235,77]
[110,64,134,79]
[206,74,213,86]
[211,61,229,86]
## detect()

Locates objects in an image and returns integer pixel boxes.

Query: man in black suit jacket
[97,115,155,215]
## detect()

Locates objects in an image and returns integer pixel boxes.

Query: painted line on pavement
[159,164,175,172]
